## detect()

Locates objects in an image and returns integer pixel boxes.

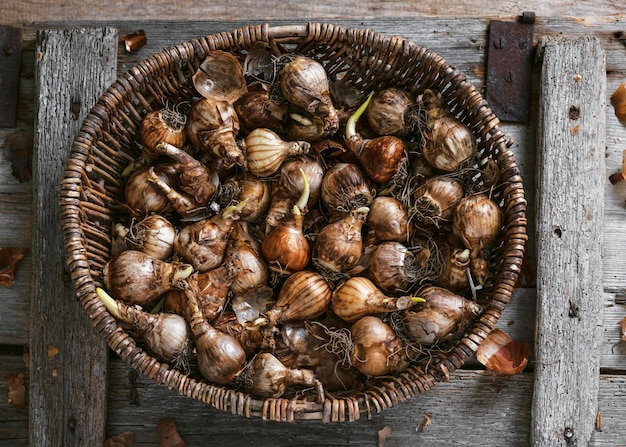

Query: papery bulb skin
[476,328,530,376]
[242,128,311,178]
[102,250,193,306]
[123,214,176,260]
[279,55,339,136]
[365,196,411,245]
[453,193,503,284]
[346,134,407,184]
[226,222,269,294]
[96,288,190,364]
[435,246,471,292]
[332,276,417,323]
[363,242,419,294]
[234,82,287,132]
[345,93,407,184]
[421,89,476,172]
[249,352,316,398]
[186,97,243,168]
[350,316,409,376]
[403,286,482,346]
[313,207,369,273]
[263,270,332,325]
[186,294,246,385]
[412,176,464,227]
[124,164,177,217]
[321,162,375,222]
[140,108,187,160]
[174,203,245,272]
[192,50,248,103]
[366,87,415,138]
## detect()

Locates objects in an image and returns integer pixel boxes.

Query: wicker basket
[60,22,527,422]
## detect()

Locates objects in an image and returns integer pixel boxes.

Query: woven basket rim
[59,21,527,423]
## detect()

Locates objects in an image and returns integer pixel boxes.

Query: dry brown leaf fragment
[609,149,626,184]
[157,418,187,447]
[103,431,136,447]
[47,345,59,358]
[4,133,33,183]
[416,413,432,432]
[6,372,26,412]
[476,328,531,376]
[618,316,626,341]
[378,425,392,447]
[0,247,28,286]
[121,30,146,53]
[611,81,626,123]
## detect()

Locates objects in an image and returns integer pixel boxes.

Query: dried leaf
[378,425,392,447]
[4,133,33,183]
[121,30,146,53]
[611,81,626,124]
[103,431,136,447]
[416,413,432,432]
[47,345,59,358]
[476,328,531,376]
[618,316,626,342]
[6,372,26,412]
[157,418,186,447]
[0,247,28,286]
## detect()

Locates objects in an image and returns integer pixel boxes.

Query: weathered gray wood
[1,1,624,26]
[30,28,117,447]
[533,36,606,447]
[106,360,534,446]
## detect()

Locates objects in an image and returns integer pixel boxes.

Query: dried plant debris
[121,30,146,53]
[416,412,432,432]
[0,247,28,286]
[4,132,32,182]
[157,418,187,447]
[611,81,626,124]
[609,149,626,185]
[476,328,531,376]
[378,425,392,447]
[104,431,136,447]
[6,372,26,412]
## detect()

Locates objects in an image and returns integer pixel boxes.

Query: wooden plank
[106,360,534,446]
[532,36,606,446]
[1,1,624,26]
[592,375,626,446]
[30,28,117,447]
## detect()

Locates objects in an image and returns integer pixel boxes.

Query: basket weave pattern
[60,22,527,422]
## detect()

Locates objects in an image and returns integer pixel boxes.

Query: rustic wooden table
[1,16,625,447]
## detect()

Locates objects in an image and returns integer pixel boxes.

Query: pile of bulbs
[96,48,513,400]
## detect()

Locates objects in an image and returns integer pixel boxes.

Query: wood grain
[532,36,606,447]
[0,0,623,25]
[29,27,117,447]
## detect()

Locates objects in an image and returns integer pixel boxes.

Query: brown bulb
[350,316,409,376]
[403,286,482,346]
[313,206,369,273]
